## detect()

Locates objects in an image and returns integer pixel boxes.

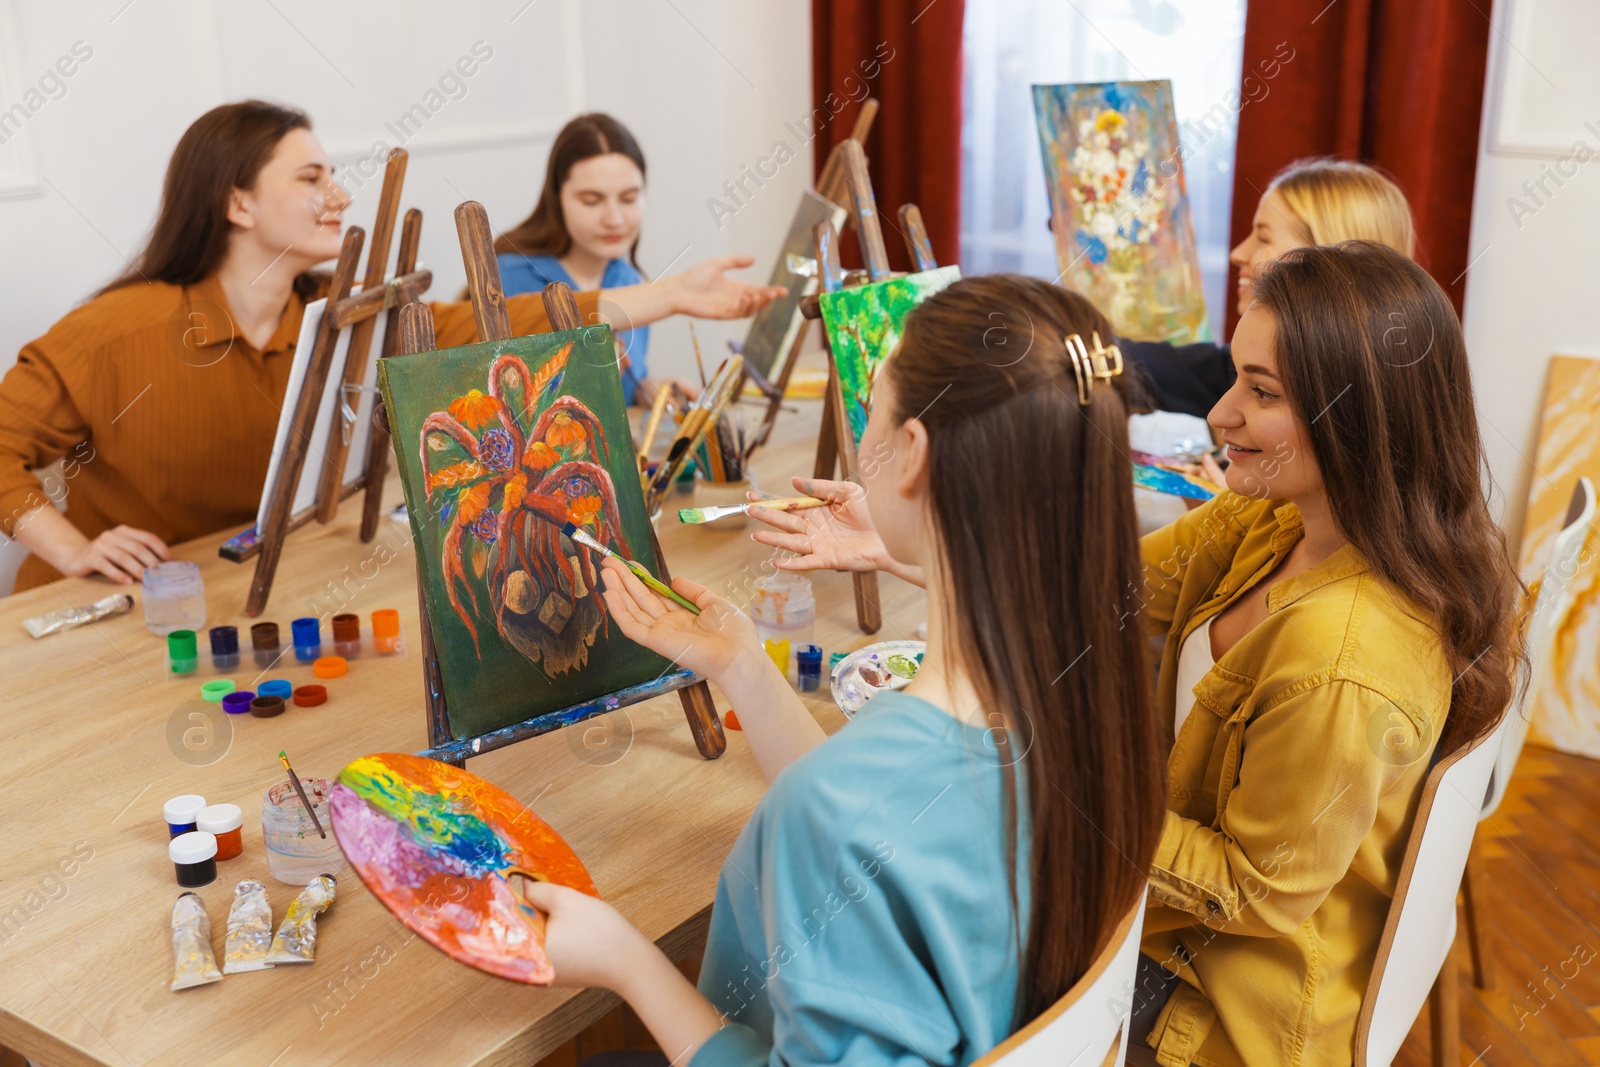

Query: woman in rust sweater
[0,100,782,592]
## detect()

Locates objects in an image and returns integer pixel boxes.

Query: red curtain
[811,0,965,273]
[1227,1,1491,333]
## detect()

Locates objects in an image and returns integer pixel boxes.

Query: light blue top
[496,252,650,404]
[692,691,1029,1066]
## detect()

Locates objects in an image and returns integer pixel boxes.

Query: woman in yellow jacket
[742,242,1524,1065]
[0,100,782,592]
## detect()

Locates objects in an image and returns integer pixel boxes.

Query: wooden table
[0,400,927,1066]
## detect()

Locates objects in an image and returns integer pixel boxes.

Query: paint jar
[291,617,321,663]
[331,613,361,659]
[167,630,199,676]
[674,461,697,496]
[371,609,403,655]
[750,574,814,676]
[169,831,218,888]
[251,622,282,670]
[222,691,255,716]
[796,645,823,692]
[197,803,244,860]
[143,560,206,636]
[164,794,207,838]
[262,778,342,885]
[200,679,235,702]
[208,626,239,672]
[259,679,293,701]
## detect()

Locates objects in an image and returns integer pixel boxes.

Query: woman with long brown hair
[746,243,1524,1066]
[494,113,697,407]
[517,275,1166,1063]
[0,100,781,592]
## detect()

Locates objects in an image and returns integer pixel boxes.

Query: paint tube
[169,892,223,991]
[223,880,275,973]
[265,874,336,964]
[23,593,133,639]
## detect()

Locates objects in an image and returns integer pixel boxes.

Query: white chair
[973,891,1147,1067]
[1461,476,1594,989]
[1354,708,1513,1066]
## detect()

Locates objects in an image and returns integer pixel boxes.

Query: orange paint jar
[197,803,243,860]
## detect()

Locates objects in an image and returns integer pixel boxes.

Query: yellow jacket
[1135,493,1450,1067]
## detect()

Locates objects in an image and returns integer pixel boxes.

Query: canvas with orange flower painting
[1033,80,1209,344]
[378,325,671,739]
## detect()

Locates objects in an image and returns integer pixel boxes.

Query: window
[961,0,1247,341]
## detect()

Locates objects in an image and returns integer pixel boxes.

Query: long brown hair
[1253,242,1526,755]
[101,100,319,298]
[492,113,646,269]
[891,275,1165,1025]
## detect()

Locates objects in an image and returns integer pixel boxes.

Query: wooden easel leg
[852,571,882,634]
[1429,936,1460,1067]
[677,680,726,759]
[814,358,840,481]
[1461,839,1495,989]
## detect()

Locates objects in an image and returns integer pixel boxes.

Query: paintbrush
[561,521,702,614]
[689,322,708,389]
[647,356,743,501]
[637,383,672,472]
[678,495,828,524]
[278,750,326,839]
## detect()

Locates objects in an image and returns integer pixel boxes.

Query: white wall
[0,0,811,593]
[1462,0,1600,550]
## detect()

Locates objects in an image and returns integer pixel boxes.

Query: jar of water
[262,778,344,885]
[750,573,815,675]
[142,560,207,636]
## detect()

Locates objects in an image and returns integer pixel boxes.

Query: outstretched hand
[598,557,758,683]
[747,477,924,586]
[670,256,787,320]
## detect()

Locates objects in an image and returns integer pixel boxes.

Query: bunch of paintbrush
[645,354,744,510]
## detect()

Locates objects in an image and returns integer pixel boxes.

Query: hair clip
[1065,332,1124,406]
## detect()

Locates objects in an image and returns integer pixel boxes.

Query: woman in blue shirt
[522,275,1167,1064]
[496,113,699,407]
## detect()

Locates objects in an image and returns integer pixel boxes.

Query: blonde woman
[1125,158,1417,417]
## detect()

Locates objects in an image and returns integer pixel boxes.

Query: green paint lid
[167,630,198,658]
[201,679,236,702]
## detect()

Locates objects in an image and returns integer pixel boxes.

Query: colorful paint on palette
[330,752,597,984]
[817,266,960,445]
[1131,462,1219,501]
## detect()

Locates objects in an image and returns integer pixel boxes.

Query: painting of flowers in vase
[1033,79,1209,344]
[378,325,671,739]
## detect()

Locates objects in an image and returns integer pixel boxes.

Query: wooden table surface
[0,399,928,1067]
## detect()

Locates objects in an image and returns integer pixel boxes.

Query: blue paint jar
[291,617,321,663]
[208,626,239,672]
[163,794,207,838]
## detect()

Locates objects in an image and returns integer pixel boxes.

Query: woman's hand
[748,477,925,587]
[516,881,651,992]
[60,524,172,584]
[669,256,786,320]
[598,557,760,684]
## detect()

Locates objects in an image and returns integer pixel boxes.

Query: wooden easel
[240,149,431,615]
[804,143,949,635]
[386,200,725,767]
[746,100,879,455]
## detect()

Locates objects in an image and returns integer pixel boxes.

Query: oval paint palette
[329,752,597,984]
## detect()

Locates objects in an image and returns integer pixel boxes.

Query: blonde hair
[1268,159,1417,258]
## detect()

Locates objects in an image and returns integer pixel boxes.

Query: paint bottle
[291,617,321,663]
[167,630,199,676]
[764,638,791,678]
[251,622,282,669]
[142,560,206,636]
[371,609,404,655]
[164,794,207,838]
[208,626,239,672]
[796,645,823,692]
[169,831,218,888]
[197,804,244,860]
[222,691,255,716]
[331,613,361,659]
